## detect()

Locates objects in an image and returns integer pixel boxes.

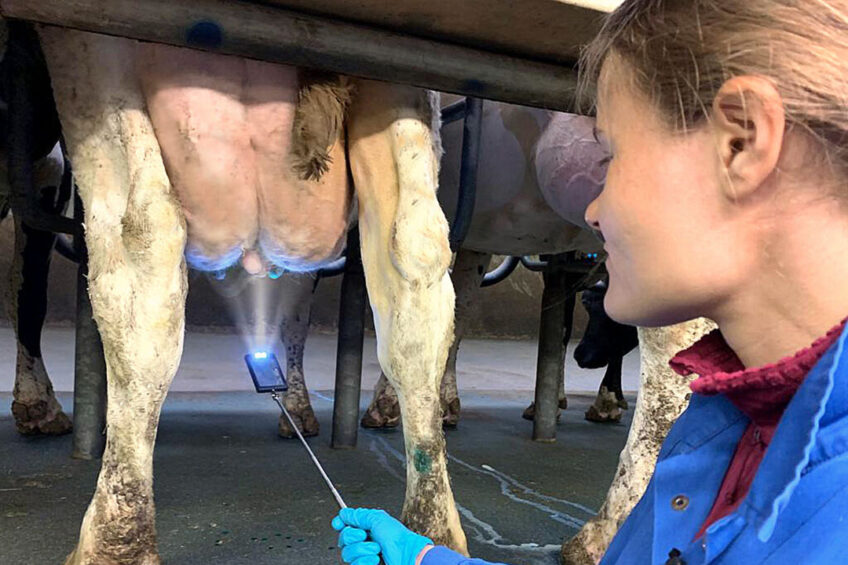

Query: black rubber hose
[481,255,519,287]
[448,97,482,251]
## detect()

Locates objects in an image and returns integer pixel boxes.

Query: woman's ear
[711,76,785,202]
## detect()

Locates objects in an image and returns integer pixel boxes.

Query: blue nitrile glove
[332,507,434,565]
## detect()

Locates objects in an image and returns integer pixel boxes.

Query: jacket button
[671,495,689,511]
[665,548,686,565]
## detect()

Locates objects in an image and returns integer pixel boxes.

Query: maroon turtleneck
[668,318,847,539]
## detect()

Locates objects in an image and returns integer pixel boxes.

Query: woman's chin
[606,294,704,329]
[605,293,668,328]
[603,292,636,325]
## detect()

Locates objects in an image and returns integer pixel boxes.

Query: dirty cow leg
[561,319,715,565]
[5,148,72,435]
[348,80,467,553]
[441,249,490,427]
[362,249,491,429]
[277,272,320,438]
[40,28,187,565]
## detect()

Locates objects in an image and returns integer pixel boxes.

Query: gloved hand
[332,507,433,565]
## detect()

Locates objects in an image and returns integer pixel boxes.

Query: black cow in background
[0,23,73,435]
[575,279,638,422]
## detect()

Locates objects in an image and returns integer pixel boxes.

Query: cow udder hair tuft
[290,71,352,182]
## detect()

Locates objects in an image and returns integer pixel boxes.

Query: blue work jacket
[424,324,848,565]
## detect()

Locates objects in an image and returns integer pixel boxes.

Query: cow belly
[136,44,350,272]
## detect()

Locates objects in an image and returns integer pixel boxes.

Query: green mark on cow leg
[413,447,432,474]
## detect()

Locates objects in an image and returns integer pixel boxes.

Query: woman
[333,0,848,563]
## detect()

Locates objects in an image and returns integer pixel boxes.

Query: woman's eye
[598,155,613,167]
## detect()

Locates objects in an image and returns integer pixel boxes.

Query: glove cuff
[404,533,434,565]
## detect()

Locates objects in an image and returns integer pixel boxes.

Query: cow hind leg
[277,272,320,438]
[361,370,401,428]
[40,28,187,565]
[8,217,72,435]
[6,147,72,435]
[349,80,466,553]
[362,249,493,429]
[441,249,491,427]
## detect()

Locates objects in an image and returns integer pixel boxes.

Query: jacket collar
[740,322,848,541]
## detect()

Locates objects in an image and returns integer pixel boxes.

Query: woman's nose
[584,195,604,242]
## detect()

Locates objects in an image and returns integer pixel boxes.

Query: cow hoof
[584,404,622,423]
[521,401,564,422]
[64,546,161,565]
[278,406,319,438]
[360,403,401,429]
[617,398,629,410]
[441,397,461,428]
[585,386,623,423]
[360,409,401,429]
[360,391,401,429]
[11,400,72,436]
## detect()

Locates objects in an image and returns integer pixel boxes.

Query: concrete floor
[0,328,641,565]
[0,327,641,393]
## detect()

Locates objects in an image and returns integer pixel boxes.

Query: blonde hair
[577,0,848,175]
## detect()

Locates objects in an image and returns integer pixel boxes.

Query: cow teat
[242,249,267,276]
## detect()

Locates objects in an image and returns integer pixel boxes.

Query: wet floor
[0,390,634,565]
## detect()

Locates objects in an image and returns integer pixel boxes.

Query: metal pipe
[1,0,581,112]
[71,191,107,460]
[331,228,367,449]
[533,256,570,442]
[272,391,347,510]
[449,97,482,251]
[480,255,519,288]
[440,99,467,125]
[520,255,549,272]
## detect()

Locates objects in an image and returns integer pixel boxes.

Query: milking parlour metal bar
[0,0,607,112]
[331,228,367,449]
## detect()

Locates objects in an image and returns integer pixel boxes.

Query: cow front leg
[348,80,467,554]
[40,28,187,565]
[277,272,320,438]
[584,356,624,423]
[5,147,72,435]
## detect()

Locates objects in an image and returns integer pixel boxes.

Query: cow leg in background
[41,28,187,564]
[441,249,490,427]
[361,370,401,428]
[277,272,320,437]
[4,146,72,435]
[584,356,624,423]
[561,318,715,565]
[361,249,491,429]
[575,281,638,423]
[348,80,467,553]
[607,356,629,410]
